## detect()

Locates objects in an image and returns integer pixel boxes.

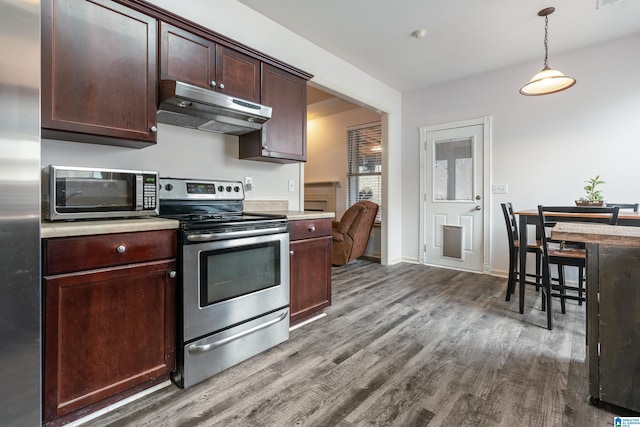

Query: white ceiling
[238,0,640,93]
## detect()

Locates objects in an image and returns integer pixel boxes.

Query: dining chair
[606,202,638,212]
[501,202,542,301]
[537,205,619,330]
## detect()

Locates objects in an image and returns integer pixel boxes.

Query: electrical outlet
[492,184,508,194]
[244,176,253,191]
[288,179,295,192]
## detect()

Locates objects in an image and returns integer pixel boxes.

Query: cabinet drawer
[289,218,331,241]
[43,230,176,275]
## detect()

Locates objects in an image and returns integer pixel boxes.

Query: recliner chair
[331,201,378,265]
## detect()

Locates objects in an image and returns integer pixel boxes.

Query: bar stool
[501,203,542,301]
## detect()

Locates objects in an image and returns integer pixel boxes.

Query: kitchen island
[551,223,640,412]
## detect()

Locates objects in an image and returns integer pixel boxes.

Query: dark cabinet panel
[239,64,308,163]
[160,22,216,90]
[289,219,332,325]
[216,45,260,102]
[42,231,176,423]
[41,0,158,147]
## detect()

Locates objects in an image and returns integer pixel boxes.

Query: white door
[419,117,490,273]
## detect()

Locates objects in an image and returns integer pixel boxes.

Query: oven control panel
[159,178,244,200]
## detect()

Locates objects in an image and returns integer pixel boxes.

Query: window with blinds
[346,122,382,221]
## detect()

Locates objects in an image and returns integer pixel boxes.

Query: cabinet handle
[289,250,294,256]
[150,126,157,132]
[219,83,225,90]
[169,270,177,279]
[116,245,126,254]
[308,226,316,232]
[261,145,268,151]
[210,80,216,87]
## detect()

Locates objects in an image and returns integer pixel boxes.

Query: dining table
[513,209,640,314]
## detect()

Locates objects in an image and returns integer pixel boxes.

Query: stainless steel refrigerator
[0,0,41,425]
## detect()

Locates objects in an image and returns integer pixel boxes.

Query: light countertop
[41,217,180,239]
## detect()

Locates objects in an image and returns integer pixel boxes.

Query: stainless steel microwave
[42,165,159,221]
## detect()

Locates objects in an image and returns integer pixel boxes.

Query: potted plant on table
[576,175,605,206]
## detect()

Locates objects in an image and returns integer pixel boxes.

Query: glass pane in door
[433,137,474,201]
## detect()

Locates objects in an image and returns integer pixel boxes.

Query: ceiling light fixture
[520,7,576,96]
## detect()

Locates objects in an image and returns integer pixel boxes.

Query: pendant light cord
[543,15,549,68]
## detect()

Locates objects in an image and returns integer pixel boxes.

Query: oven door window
[199,241,281,306]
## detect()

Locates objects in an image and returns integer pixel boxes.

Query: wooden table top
[551,223,640,248]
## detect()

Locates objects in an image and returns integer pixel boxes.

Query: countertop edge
[41,217,180,239]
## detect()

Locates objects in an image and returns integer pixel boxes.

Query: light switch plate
[492,184,508,194]
[288,180,295,192]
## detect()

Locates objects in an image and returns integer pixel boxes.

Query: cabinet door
[160,22,216,90]
[290,236,332,324]
[42,261,176,422]
[41,0,157,147]
[239,64,307,163]
[216,45,260,102]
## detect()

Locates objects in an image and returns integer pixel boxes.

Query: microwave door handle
[186,310,289,354]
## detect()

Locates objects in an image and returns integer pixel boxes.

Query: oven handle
[186,225,289,242]
[186,309,289,354]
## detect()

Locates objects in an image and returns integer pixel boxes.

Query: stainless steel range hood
[157,80,272,135]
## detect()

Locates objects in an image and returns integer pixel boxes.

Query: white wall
[401,33,640,275]
[306,107,382,219]
[41,0,403,265]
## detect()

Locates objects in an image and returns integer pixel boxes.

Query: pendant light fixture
[520,7,576,96]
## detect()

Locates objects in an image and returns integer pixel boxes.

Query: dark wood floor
[87,260,630,426]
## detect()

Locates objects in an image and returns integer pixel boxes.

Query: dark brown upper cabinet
[239,64,308,163]
[41,0,158,148]
[160,22,260,103]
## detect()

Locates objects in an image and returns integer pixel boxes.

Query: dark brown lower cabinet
[289,218,332,325]
[42,230,176,424]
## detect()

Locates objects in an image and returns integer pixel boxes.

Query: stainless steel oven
[159,178,290,388]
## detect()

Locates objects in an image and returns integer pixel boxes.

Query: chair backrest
[538,205,620,226]
[537,205,620,258]
[339,200,379,259]
[605,202,639,212]
[500,202,518,252]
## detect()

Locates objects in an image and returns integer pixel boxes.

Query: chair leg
[546,276,553,330]
[557,264,567,314]
[578,266,585,306]
[505,249,516,301]
[535,252,541,291]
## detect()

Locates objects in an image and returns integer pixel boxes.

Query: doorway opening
[305,83,385,263]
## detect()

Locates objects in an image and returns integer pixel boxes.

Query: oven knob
[217,185,224,192]
[165,183,173,192]
[226,186,232,192]
[233,186,240,192]
[116,245,126,254]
